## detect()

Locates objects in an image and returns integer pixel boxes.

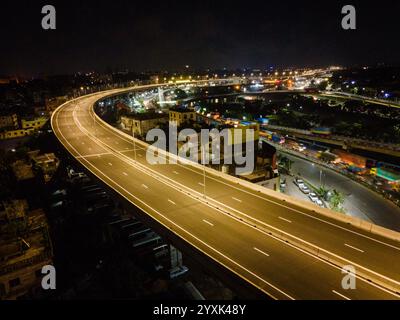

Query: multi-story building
[21,117,48,130]
[27,151,60,183]
[169,107,196,127]
[0,113,18,129]
[0,200,53,300]
[0,117,48,140]
[120,112,168,138]
[45,96,68,113]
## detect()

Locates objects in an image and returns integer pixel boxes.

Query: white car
[294,178,304,187]
[316,199,324,207]
[309,193,318,202]
[300,184,310,194]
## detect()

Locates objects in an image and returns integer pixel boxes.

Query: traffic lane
[84,153,297,299]
[54,106,111,158]
[286,152,400,231]
[111,144,400,284]
[74,105,400,282]
[74,153,398,300]
[211,187,400,283]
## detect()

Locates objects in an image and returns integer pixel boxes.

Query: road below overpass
[278,151,400,231]
[51,85,400,300]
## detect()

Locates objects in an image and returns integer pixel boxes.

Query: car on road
[309,192,319,202]
[299,184,310,194]
[315,198,324,207]
[294,178,304,187]
[280,180,286,189]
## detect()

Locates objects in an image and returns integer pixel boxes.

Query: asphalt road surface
[281,152,400,231]
[51,87,400,300]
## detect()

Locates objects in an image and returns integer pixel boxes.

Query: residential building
[21,117,48,130]
[0,114,18,129]
[169,107,196,127]
[121,112,168,138]
[45,96,68,113]
[27,151,60,183]
[0,200,53,300]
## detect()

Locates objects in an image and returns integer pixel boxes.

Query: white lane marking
[108,162,113,166]
[232,197,242,203]
[278,216,292,224]
[173,171,179,175]
[122,172,128,176]
[81,142,85,145]
[142,184,149,189]
[254,247,270,257]
[88,148,92,151]
[168,199,176,205]
[332,290,351,300]
[76,152,111,159]
[345,243,364,253]
[198,182,205,187]
[138,153,143,157]
[203,219,214,227]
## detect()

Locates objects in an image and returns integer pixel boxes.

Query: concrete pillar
[170,245,183,269]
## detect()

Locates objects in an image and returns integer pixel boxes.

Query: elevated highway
[51,83,400,300]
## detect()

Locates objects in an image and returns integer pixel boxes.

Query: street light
[201,144,206,199]
[132,125,137,161]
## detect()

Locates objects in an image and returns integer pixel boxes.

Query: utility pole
[133,124,137,161]
[202,144,206,199]
[320,169,322,186]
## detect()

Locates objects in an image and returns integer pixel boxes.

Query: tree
[280,156,294,174]
[329,189,346,213]
[317,81,329,91]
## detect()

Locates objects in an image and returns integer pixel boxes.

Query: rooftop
[169,107,195,113]
[124,112,168,121]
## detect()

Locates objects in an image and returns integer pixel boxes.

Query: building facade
[120,112,168,138]
[0,201,53,300]
[169,108,196,127]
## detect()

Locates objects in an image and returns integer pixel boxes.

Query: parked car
[309,192,319,202]
[300,184,310,194]
[294,178,304,187]
[315,198,324,207]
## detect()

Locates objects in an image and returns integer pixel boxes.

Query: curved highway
[51,83,400,300]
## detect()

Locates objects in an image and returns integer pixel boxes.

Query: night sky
[1,0,400,77]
